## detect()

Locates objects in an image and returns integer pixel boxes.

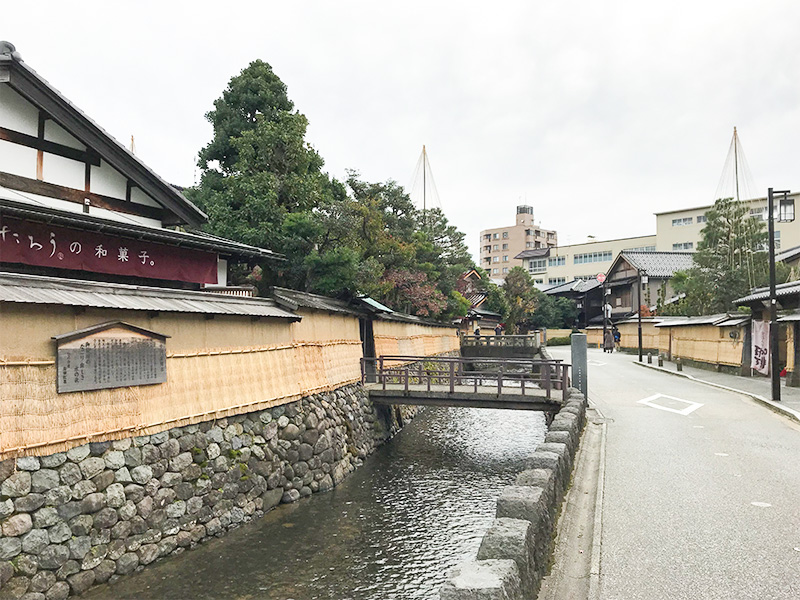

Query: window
[493,256,499,263]
[483,245,491,252]
[672,242,693,250]
[624,245,656,252]
[535,230,541,237]
[696,215,707,224]
[548,277,566,285]
[492,268,499,274]
[525,229,533,237]
[526,242,533,248]
[502,267,509,274]
[548,256,565,267]
[484,257,491,264]
[502,255,509,262]
[774,230,781,249]
[528,258,547,272]
[493,244,499,250]
[493,233,499,239]
[502,243,508,250]
[750,207,768,221]
[547,233,555,240]
[574,251,612,264]
[534,278,544,284]
[502,232,509,239]
[484,234,491,240]
[672,217,693,226]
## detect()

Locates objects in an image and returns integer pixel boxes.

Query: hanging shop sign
[0,216,217,284]
[53,322,169,393]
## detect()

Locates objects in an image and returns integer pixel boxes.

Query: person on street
[494,324,502,336]
[613,326,621,351]
[604,329,614,353]
[474,327,481,337]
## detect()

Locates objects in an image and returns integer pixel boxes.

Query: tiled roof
[621,251,694,278]
[514,248,551,260]
[544,278,602,295]
[735,280,800,305]
[271,287,364,316]
[776,245,800,263]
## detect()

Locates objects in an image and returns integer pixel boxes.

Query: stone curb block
[439,559,523,600]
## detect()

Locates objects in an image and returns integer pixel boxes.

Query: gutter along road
[547,346,800,600]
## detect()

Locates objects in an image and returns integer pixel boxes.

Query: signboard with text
[54,322,168,393]
[0,216,217,284]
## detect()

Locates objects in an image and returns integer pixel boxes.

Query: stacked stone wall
[0,383,411,599]
[439,389,588,600]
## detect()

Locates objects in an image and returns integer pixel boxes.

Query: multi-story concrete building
[479,205,557,280]
[516,234,657,287]
[655,191,800,252]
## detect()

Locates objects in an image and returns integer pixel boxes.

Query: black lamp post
[768,188,794,402]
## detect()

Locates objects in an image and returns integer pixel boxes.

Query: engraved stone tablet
[53,322,169,393]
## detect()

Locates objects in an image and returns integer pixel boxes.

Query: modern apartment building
[479,205,557,280]
[655,191,800,252]
[516,234,657,287]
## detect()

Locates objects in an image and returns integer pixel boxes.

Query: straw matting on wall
[373,321,459,358]
[0,340,362,459]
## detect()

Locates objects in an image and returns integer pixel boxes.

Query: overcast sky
[5,1,800,260]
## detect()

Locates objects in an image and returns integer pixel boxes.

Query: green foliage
[502,267,538,333]
[190,59,477,319]
[546,336,572,346]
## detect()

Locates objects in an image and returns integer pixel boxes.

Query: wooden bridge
[361,355,570,412]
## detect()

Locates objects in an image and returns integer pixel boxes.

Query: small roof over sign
[52,321,170,344]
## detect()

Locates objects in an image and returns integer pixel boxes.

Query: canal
[85,406,547,600]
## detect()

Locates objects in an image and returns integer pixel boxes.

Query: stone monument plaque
[53,322,169,393]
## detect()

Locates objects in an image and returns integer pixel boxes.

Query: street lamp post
[768,188,794,402]
[637,269,643,362]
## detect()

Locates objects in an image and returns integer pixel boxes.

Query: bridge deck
[366,383,561,411]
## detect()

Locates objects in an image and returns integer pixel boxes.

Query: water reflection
[86,406,546,600]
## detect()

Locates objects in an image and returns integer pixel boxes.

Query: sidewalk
[633,356,800,422]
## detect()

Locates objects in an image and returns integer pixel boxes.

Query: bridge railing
[360,355,570,402]
[460,334,541,349]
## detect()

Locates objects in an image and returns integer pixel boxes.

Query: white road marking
[588,360,606,366]
[693,425,704,428]
[637,394,704,416]
[751,502,772,508]
[715,453,729,456]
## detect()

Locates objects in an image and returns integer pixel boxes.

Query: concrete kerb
[438,390,588,600]
[633,361,800,424]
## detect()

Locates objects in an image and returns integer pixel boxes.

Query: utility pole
[638,269,643,362]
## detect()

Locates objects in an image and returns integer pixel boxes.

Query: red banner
[0,216,218,284]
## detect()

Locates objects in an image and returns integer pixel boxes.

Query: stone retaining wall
[0,383,413,600]
[439,388,588,600]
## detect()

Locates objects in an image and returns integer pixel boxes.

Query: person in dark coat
[494,324,502,336]
[603,329,614,353]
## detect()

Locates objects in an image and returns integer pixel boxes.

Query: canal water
[86,406,546,600]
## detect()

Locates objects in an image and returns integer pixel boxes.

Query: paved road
[549,346,800,600]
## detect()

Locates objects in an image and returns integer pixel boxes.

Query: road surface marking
[693,425,704,428]
[588,360,606,366]
[751,502,772,508]
[715,453,729,456]
[637,394,703,416]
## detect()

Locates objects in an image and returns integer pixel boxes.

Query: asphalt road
[548,346,800,600]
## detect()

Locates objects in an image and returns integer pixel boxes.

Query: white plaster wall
[217,258,228,286]
[90,159,127,200]
[0,85,38,136]
[130,186,160,208]
[42,152,85,190]
[43,120,85,150]
[0,139,37,179]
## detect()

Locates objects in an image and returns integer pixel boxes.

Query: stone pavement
[633,356,800,422]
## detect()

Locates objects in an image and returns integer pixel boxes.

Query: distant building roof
[271,287,363,316]
[619,251,694,278]
[735,280,800,305]
[544,278,602,296]
[776,245,800,264]
[514,248,551,260]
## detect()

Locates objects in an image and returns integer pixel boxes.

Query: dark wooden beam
[0,171,165,221]
[0,126,101,167]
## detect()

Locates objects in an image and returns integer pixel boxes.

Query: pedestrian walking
[613,326,621,351]
[603,329,614,353]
